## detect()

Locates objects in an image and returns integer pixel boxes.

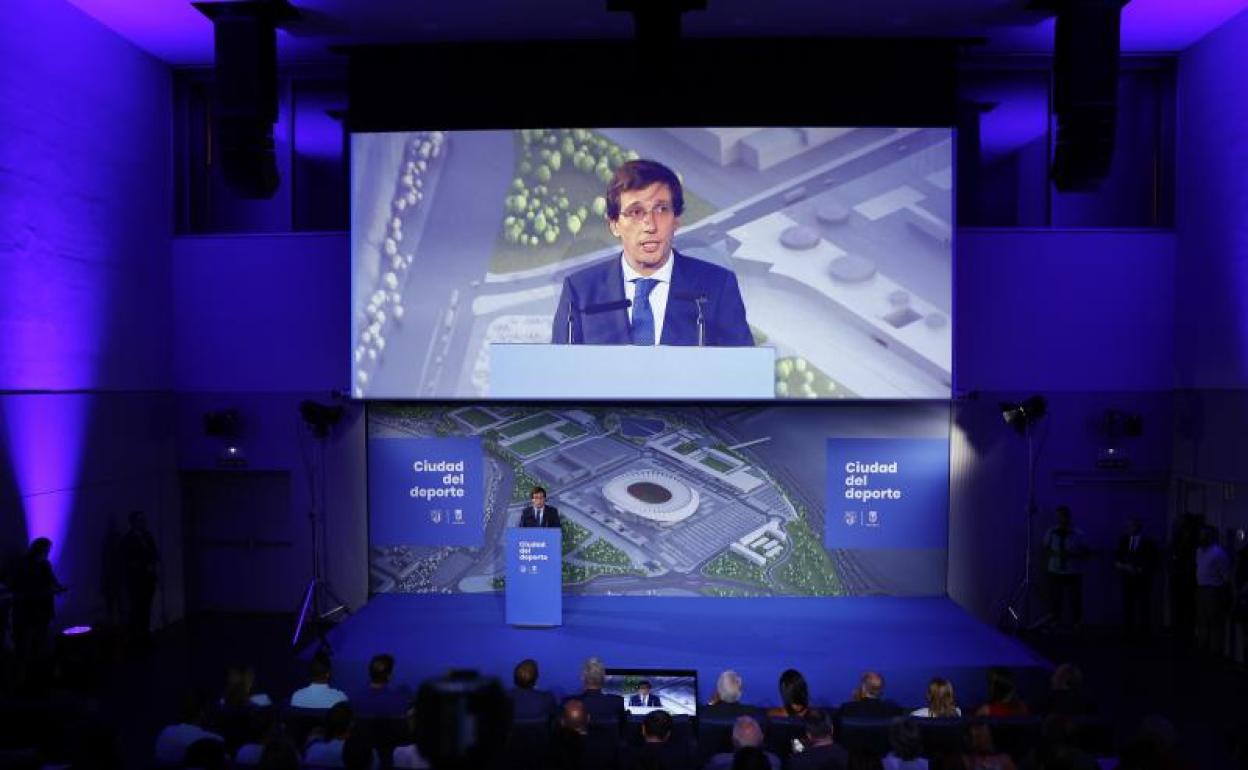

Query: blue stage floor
[322,594,1048,710]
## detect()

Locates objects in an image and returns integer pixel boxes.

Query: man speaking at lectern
[551,159,753,347]
[519,486,561,528]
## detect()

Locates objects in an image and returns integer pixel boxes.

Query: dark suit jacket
[699,701,766,723]
[519,505,561,528]
[510,686,558,722]
[786,743,848,770]
[632,739,696,770]
[1115,534,1158,581]
[836,698,904,719]
[629,693,663,707]
[551,252,753,346]
[569,689,626,729]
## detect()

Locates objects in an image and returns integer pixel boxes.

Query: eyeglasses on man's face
[618,202,675,223]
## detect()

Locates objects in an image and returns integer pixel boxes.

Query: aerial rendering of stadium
[602,470,700,526]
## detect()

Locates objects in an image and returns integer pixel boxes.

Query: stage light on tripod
[300,401,343,438]
[1000,395,1047,434]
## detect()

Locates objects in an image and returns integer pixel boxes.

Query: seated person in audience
[154,689,225,765]
[703,716,779,770]
[391,704,431,769]
[973,668,1029,718]
[184,737,229,770]
[766,669,810,719]
[846,751,884,770]
[839,672,904,719]
[305,702,379,768]
[256,739,302,770]
[553,698,621,770]
[882,719,927,770]
[342,734,380,770]
[349,653,410,716]
[1115,716,1183,770]
[963,723,1016,770]
[1024,715,1098,770]
[510,658,557,722]
[789,709,848,770]
[222,664,272,709]
[733,746,775,770]
[632,709,694,770]
[568,656,626,730]
[1039,664,1095,717]
[631,680,663,708]
[703,670,765,721]
[291,650,349,709]
[911,678,961,719]
[234,708,281,766]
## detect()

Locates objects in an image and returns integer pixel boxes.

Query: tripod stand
[1000,396,1049,634]
[292,426,350,650]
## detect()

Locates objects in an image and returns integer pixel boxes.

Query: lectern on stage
[505,527,562,627]
[489,344,775,399]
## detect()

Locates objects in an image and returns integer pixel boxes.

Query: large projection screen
[367,402,950,597]
[352,127,953,400]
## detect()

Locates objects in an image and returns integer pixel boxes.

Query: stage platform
[320,593,1049,710]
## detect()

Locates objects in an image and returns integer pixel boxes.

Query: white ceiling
[64,0,1248,67]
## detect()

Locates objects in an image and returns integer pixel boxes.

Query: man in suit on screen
[628,680,662,708]
[519,486,561,528]
[551,159,753,347]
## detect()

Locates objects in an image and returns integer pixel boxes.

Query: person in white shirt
[1195,526,1232,655]
[291,650,349,709]
[153,690,224,765]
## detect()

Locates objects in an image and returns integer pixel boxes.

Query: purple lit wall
[1172,9,1248,539]
[948,230,1177,623]
[0,0,178,625]
[956,230,1176,392]
[1176,9,1248,389]
[172,233,367,609]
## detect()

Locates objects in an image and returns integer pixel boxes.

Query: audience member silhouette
[291,650,349,708]
[509,658,557,722]
[154,689,225,765]
[840,672,904,719]
[350,653,409,716]
[789,709,848,770]
[974,668,1029,718]
[703,716,779,770]
[912,678,960,719]
[766,668,811,719]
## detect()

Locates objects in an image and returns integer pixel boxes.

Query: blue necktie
[631,278,657,345]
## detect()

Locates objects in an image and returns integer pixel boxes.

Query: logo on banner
[453,509,464,525]
[430,509,443,525]
[825,437,950,550]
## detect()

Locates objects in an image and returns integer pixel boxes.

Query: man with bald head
[838,671,904,719]
[553,698,621,770]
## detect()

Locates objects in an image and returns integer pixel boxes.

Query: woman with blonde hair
[911,677,961,718]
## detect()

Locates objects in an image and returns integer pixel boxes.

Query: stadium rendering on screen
[352,127,953,400]
[367,402,950,597]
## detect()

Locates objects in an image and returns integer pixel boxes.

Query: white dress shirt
[621,251,674,345]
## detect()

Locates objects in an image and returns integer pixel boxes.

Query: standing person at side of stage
[1042,505,1088,631]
